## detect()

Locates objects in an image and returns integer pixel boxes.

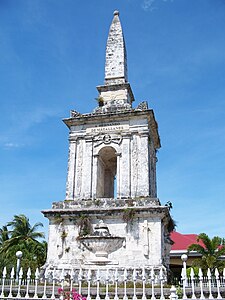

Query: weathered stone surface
[105,11,127,85]
[42,11,172,276]
[42,205,171,269]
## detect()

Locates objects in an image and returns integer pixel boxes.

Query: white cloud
[4,142,22,149]
[141,0,174,11]
[142,0,156,11]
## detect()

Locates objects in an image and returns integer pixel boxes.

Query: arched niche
[96,146,117,198]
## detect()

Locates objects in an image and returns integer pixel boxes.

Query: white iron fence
[0,266,225,299]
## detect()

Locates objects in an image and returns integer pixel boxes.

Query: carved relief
[93,133,122,147]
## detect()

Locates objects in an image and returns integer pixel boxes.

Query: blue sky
[0,0,225,239]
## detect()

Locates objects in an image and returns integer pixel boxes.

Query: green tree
[0,214,46,271]
[0,225,10,269]
[188,233,225,273]
[0,225,9,246]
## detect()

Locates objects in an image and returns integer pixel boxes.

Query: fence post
[159,267,165,300]
[51,268,56,299]
[141,267,147,300]
[96,269,101,300]
[42,268,49,299]
[25,267,31,298]
[132,268,137,300]
[0,267,7,298]
[8,267,15,298]
[190,268,196,299]
[16,267,23,298]
[181,268,187,299]
[87,268,91,300]
[78,268,83,295]
[123,268,128,300]
[207,269,213,299]
[34,268,40,299]
[70,268,75,292]
[215,268,222,300]
[105,269,110,300]
[114,268,119,300]
[150,267,155,300]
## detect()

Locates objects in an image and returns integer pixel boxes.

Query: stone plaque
[86,124,129,134]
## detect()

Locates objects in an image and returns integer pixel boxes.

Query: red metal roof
[171,231,204,251]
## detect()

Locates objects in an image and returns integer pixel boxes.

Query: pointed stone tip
[113,10,119,16]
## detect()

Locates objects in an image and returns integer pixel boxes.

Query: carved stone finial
[70,110,81,117]
[114,10,119,16]
[136,101,148,111]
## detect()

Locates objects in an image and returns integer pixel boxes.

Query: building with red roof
[169,231,204,278]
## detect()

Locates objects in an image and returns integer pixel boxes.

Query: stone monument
[42,11,173,274]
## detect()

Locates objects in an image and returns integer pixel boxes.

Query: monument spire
[105,10,128,85]
[96,11,134,111]
[43,10,170,275]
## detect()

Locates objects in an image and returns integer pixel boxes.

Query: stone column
[131,134,139,197]
[81,138,93,198]
[149,141,157,197]
[120,135,131,198]
[74,139,84,198]
[65,138,77,200]
[138,132,150,197]
[92,154,99,199]
[116,152,121,198]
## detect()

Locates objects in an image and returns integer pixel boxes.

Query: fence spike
[190,268,194,280]
[207,268,213,299]
[70,268,75,292]
[159,267,165,300]
[150,267,156,300]
[215,268,222,299]
[141,267,147,300]
[0,267,7,298]
[207,268,211,280]
[105,269,110,300]
[0,265,224,300]
[215,268,219,280]
[87,269,92,300]
[114,269,119,300]
[10,267,15,278]
[123,268,128,300]
[27,267,32,279]
[181,267,187,300]
[19,267,23,278]
[33,268,39,299]
[2,266,7,278]
[16,267,23,298]
[78,268,83,295]
[42,268,49,299]
[25,268,31,298]
[190,268,196,299]
[8,267,15,298]
[132,268,137,300]
[198,268,205,300]
[96,269,101,300]
[199,268,203,280]
[51,268,56,299]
